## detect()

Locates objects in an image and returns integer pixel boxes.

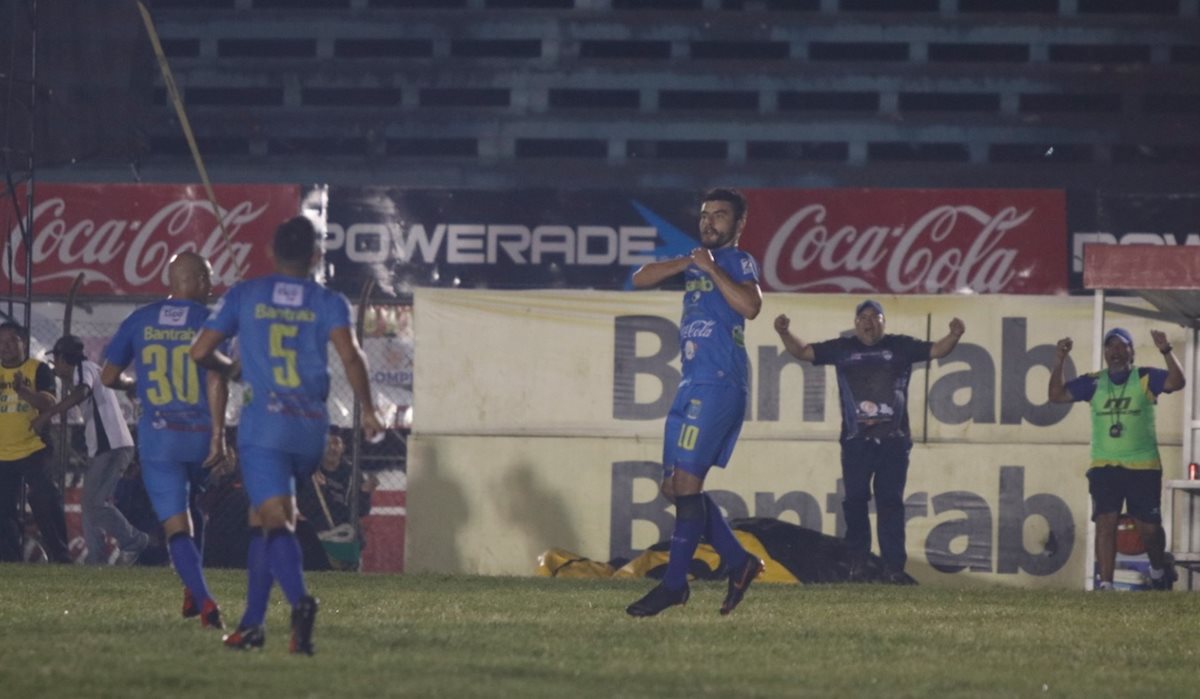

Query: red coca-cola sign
[740,189,1068,295]
[3,184,299,296]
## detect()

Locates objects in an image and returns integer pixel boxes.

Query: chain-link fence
[18,300,410,572]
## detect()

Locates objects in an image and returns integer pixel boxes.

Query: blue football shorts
[239,444,322,508]
[661,381,747,480]
[141,459,209,522]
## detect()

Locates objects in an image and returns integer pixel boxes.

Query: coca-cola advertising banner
[738,189,1068,295]
[3,183,299,297]
[322,186,1068,297]
[1066,191,1200,292]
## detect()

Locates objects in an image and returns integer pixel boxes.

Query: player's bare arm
[1152,329,1186,392]
[188,328,234,374]
[929,317,966,359]
[631,256,692,289]
[203,369,231,473]
[1048,337,1074,403]
[690,248,762,320]
[774,313,815,362]
[99,361,136,393]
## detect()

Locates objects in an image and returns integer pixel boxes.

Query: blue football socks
[663,493,706,590]
[240,531,272,627]
[168,532,213,605]
[703,493,750,569]
[265,528,308,608]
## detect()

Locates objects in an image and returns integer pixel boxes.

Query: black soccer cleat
[182,588,200,619]
[200,599,226,631]
[720,555,765,616]
[289,595,319,656]
[626,583,690,617]
[223,625,266,651]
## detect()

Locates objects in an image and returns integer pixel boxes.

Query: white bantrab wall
[407,289,1185,588]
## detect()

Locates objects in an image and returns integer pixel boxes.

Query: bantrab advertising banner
[1066,191,1200,292]
[2,183,299,297]
[407,289,1186,588]
[321,187,1070,297]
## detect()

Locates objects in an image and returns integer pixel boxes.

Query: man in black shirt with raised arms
[775,300,964,583]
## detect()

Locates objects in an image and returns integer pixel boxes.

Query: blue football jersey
[204,274,351,457]
[678,247,759,390]
[103,300,214,462]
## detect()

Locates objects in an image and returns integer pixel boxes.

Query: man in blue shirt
[775,300,964,583]
[626,188,765,617]
[191,217,383,654]
[101,252,229,627]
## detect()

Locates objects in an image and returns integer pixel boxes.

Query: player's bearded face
[698,202,740,250]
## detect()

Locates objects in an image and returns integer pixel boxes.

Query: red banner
[740,189,1068,295]
[3,183,299,296]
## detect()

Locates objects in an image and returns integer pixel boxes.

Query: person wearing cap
[0,320,72,563]
[775,299,965,583]
[33,335,149,565]
[1049,327,1185,591]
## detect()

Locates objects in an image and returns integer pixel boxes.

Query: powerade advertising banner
[1067,191,1200,292]
[321,187,1070,297]
[2,183,298,297]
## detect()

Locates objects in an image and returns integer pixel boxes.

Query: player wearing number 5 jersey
[191,216,382,655]
[625,188,765,618]
[101,252,229,629]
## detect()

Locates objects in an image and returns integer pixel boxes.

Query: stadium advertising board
[738,189,1068,295]
[2,183,297,297]
[1066,191,1200,292]
[320,187,1069,296]
[409,290,1186,587]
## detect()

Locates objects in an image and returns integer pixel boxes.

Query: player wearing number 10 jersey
[191,216,382,655]
[101,252,229,630]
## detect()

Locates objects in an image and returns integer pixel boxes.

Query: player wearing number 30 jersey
[102,251,229,630]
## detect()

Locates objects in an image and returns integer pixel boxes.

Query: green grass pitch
[1,564,1197,698]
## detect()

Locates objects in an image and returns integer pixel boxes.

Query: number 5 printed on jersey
[269,323,300,388]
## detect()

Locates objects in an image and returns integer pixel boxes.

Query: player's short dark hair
[273,216,319,264]
[702,188,748,224]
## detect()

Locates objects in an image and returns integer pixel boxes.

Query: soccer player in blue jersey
[626,188,765,617]
[190,216,383,655]
[101,252,229,627]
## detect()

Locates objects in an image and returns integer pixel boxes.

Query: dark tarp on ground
[537,517,916,585]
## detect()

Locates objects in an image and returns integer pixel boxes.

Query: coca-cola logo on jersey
[742,190,1068,295]
[1,184,297,295]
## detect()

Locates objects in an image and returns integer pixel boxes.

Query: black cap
[51,335,86,362]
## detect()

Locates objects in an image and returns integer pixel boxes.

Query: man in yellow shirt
[0,321,72,562]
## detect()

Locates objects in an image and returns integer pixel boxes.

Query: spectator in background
[34,335,149,565]
[1048,328,1185,591]
[298,429,376,536]
[0,321,72,563]
[775,300,965,583]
